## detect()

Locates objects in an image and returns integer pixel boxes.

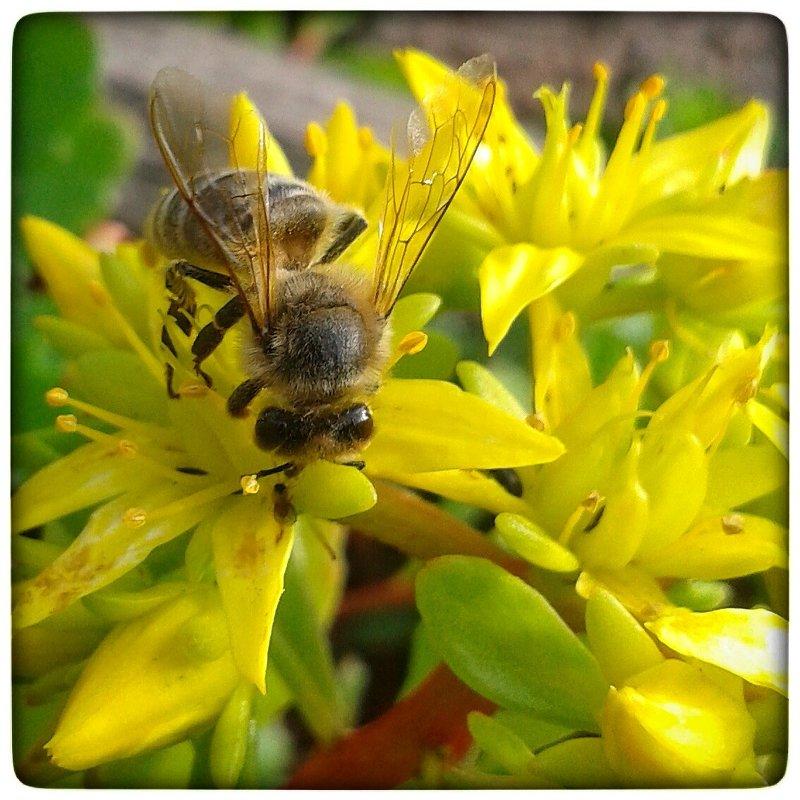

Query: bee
[148,59,496,472]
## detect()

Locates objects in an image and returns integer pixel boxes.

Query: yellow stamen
[398,331,428,355]
[721,513,745,535]
[624,92,647,123]
[640,99,668,153]
[146,481,235,524]
[636,339,670,398]
[639,74,665,99]
[123,507,147,529]
[55,414,77,433]
[568,123,583,146]
[241,474,260,495]
[558,492,602,547]
[46,388,168,436]
[45,387,69,407]
[582,61,610,144]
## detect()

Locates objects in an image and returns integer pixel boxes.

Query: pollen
[123,507,147,529]
[45,387,69,407]
[241,474,260,495]
[398,331,428,355]
[721,513,745,535]
[735,378,759,405]
[55,414,78,433]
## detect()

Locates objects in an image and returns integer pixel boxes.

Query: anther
[721,513,744,535]
[398,331,428,355]
[123,507,147,529]
[568,123,583,146]
[649,340,670,363]
[240,474,260,495]
[88,280,109,306]
[651,98,668,122]
[55,414,78,433]
[526,413,546,431]
[592,61,609,82]
[582,490,603,513]
[46,387,69,407]
[640,74,665,99]
[555,312,576,341]
[735,378,758,405]
[117,439,138,458]
[179,382,209,398]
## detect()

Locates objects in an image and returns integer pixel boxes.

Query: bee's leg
[341,460,366,471]
[191,296,246,387]
[172,260,234,292]
[160,318,181,399]
[227,377,265,417]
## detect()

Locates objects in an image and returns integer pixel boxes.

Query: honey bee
[148,60,496,472]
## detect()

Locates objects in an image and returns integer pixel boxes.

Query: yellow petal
[212,495,295,692]
[381,468,532,515]
[528,293,593,431]
[585,589,663,687]
[47,589,238,770]
[480,244,584,355]
[13,483,218,628]
[229,91,292,176]
[12,441,154,533]
[601,659,756,787]
[456,360,527,418]
[576,567,673,622]
[636,430,708,557]
[705,443,786,510]
[368,378,564,473]
[746,399,788,458]
[20,216,126,345]
[647,608,787,696]
[638,513,787,580]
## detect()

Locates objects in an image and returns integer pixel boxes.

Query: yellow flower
[397,50,786,354]
[12,86,563,772]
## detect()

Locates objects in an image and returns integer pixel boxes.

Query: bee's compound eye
[255,406,305,453]
[335,403,374,445]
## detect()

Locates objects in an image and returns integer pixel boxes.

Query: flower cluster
[12,49,786,789]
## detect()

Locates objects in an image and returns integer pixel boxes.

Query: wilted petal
[637,513,787,580]
[212,496,295,693]
[647,608,787,696]
[479,243,584,354]
[368,378,564,473]
[46,589,239,770]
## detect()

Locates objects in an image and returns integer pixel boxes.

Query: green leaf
[416,556,607,729]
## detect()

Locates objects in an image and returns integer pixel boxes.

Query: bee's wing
[372,55,496,317]
[149,67,274,331]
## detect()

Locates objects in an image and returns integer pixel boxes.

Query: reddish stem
[337,574,415,618]
[285,664,495,789]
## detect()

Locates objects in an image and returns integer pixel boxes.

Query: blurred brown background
[85,12,787,233]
